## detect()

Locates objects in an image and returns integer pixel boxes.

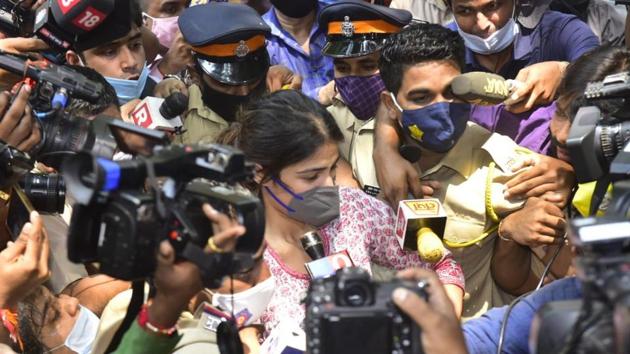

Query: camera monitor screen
[107,119,170,157]
[322,315,390,354]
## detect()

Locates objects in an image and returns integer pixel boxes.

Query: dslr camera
[62,143,265,288]
[305,267,427,354]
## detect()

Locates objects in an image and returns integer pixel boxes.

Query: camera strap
[590,177,611,216]
[105,280,146,353]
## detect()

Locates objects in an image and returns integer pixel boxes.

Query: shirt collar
[187,84,229,125]
[421,123,492,179]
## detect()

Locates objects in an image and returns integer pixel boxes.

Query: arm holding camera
[113,204,245,354]
[0,85,41,152]
[392,268,468,354]
[0,211,49,310]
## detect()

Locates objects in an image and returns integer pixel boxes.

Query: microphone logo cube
[395,198,447,251]
[132,103,153,128]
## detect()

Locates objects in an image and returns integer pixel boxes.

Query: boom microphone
[449,72,513,105]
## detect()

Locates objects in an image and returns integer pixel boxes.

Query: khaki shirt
[390,0,453,25]
[176,84,229,145]
[328,96,380,189]
[419,122,533,319]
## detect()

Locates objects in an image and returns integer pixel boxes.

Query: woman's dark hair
[217,90,343,188]
[559,46,630,120]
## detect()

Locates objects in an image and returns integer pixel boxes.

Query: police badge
[235,40,250,58]
[341,16,354,38]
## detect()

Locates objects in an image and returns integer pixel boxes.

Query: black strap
[589,176,611,216]
[105,280,145,353]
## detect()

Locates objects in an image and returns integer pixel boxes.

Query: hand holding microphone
[300,231,354,279]
[448,71,524,106]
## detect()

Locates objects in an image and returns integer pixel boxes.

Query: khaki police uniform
[417,122,544,319]
[328,95,380,190]
[176,84,229,145]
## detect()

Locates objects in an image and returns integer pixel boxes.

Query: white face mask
[455,4,520,55]
[211,277,275,328]
[47,305,100,354]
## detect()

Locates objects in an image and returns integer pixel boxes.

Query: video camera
[531,72,630,354]
[567,71,630,184]
[304,267,427,354]
[61,143,266,288]
[530,182,630,354]
[0,50,123,188]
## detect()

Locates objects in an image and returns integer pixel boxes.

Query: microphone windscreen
[449,72,510,105]
[160,92,188,119]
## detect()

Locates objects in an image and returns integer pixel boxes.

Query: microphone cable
[496,187,577,354]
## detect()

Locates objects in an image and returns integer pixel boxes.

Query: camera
[305,267,427,354]
[0,51,123,188]
[531,71,630,354]
[530,184,630,353]
[61,143,265,288]
[19,172,65,213]
[567,71,630,183]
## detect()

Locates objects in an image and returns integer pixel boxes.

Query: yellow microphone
[416,227,446,263]
[394,198,447,264]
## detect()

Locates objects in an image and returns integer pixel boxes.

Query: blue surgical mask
[106,62,149,104]
[455,4,520,55]
[391,93,470,153]
[47,305,99,354]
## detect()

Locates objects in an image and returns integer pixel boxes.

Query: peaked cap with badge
[319,0,412,58]
[179,2,271,86]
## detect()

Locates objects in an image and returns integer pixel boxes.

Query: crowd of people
[0,0,628,353]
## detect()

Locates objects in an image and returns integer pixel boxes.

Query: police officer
[176,2,272,144]
[319,1,411,194]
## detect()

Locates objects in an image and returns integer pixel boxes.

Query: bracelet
[137,304,178,336]
[207,237,226,253]
[1,309,23,351]
[497,219,512,242]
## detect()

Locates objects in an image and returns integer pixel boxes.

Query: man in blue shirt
[392,268,583,354]
[263,0,334,100]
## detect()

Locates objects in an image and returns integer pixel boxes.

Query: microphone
[260,321,305,354]
[449,72,515,106]
[130,93,187,132]
[394,199,447,263]
[301,231,325,260]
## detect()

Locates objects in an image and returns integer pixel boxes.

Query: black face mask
[201,79,267,121]
[271,0,318,18]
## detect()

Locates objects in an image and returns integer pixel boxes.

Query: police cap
[319,0,412,58]
[179,2,271,86]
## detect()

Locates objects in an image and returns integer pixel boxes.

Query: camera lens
[19,173,66,214]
